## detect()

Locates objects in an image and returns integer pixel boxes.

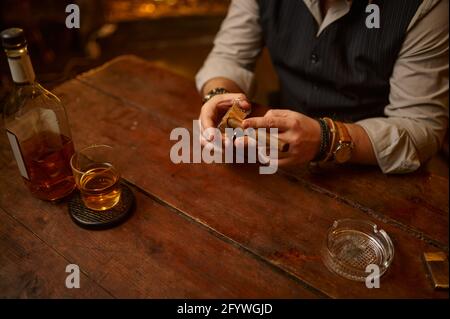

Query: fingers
[234,135,257,149]
[234,134,287,151]
[203,138,225,156]
[265,109,295,118]
[199,93,250,141]
[216,95,251,109]
[198,115,216,141]
[234,136,274,165]
[242,109,297,131]
[257,149,292,165]
[199,119,234,150]
[242,115,292,131]
[214,92,250,107]
[234,135,290,162]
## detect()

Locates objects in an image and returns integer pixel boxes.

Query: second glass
[70,145,121,211]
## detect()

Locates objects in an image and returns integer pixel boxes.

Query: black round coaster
[68,182,135,230]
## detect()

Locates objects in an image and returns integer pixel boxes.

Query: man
[196,0,448,173]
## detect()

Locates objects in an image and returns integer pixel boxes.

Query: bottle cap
[1,28,27,49]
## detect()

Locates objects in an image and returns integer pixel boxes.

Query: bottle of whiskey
[1,28,75,201]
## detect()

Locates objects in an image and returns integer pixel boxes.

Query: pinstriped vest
[258,0,422,121]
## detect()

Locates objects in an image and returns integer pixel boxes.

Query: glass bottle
[1,28,75,201]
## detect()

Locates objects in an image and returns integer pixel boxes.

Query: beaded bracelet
[313,118,330,162]
[202,87,229,104]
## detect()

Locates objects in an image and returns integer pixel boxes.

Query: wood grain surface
[0,55,448,298]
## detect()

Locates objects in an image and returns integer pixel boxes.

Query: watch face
[335,144,352,163]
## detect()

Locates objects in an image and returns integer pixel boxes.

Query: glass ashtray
[321,219,394,282]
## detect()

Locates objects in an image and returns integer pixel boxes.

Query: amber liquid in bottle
[2,28,75,201]
[21,131,75,201]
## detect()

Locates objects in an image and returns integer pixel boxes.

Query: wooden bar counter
[0,56,448,298]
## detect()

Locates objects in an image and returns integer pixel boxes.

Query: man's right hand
[198,93,251,146]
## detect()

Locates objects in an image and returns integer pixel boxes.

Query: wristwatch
[333,121,354,164]
[202,87,229,104]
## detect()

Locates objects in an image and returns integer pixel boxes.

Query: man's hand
[198,93,251,146]
[241,109,321,166]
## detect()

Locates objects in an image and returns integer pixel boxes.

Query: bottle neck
[5,46,36,85]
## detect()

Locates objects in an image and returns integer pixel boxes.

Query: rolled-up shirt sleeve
[357,0,449,174]
[195,0,263,94]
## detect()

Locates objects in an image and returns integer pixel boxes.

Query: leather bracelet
[313,118,330,162]
[322,117,337,163]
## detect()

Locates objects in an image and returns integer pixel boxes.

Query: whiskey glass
[70,145,121,211]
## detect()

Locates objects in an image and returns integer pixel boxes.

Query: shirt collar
[303,0,353,36]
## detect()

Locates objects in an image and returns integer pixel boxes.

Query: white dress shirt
[196,0,449,173]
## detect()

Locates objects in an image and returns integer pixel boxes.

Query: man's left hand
[240,109,322,166]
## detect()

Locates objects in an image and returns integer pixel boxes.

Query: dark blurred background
[0,0,278,105]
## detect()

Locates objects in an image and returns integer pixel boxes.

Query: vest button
[311,53,319,64]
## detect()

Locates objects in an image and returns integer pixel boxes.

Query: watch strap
[335,121,352,144]
[333,121,354,164]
